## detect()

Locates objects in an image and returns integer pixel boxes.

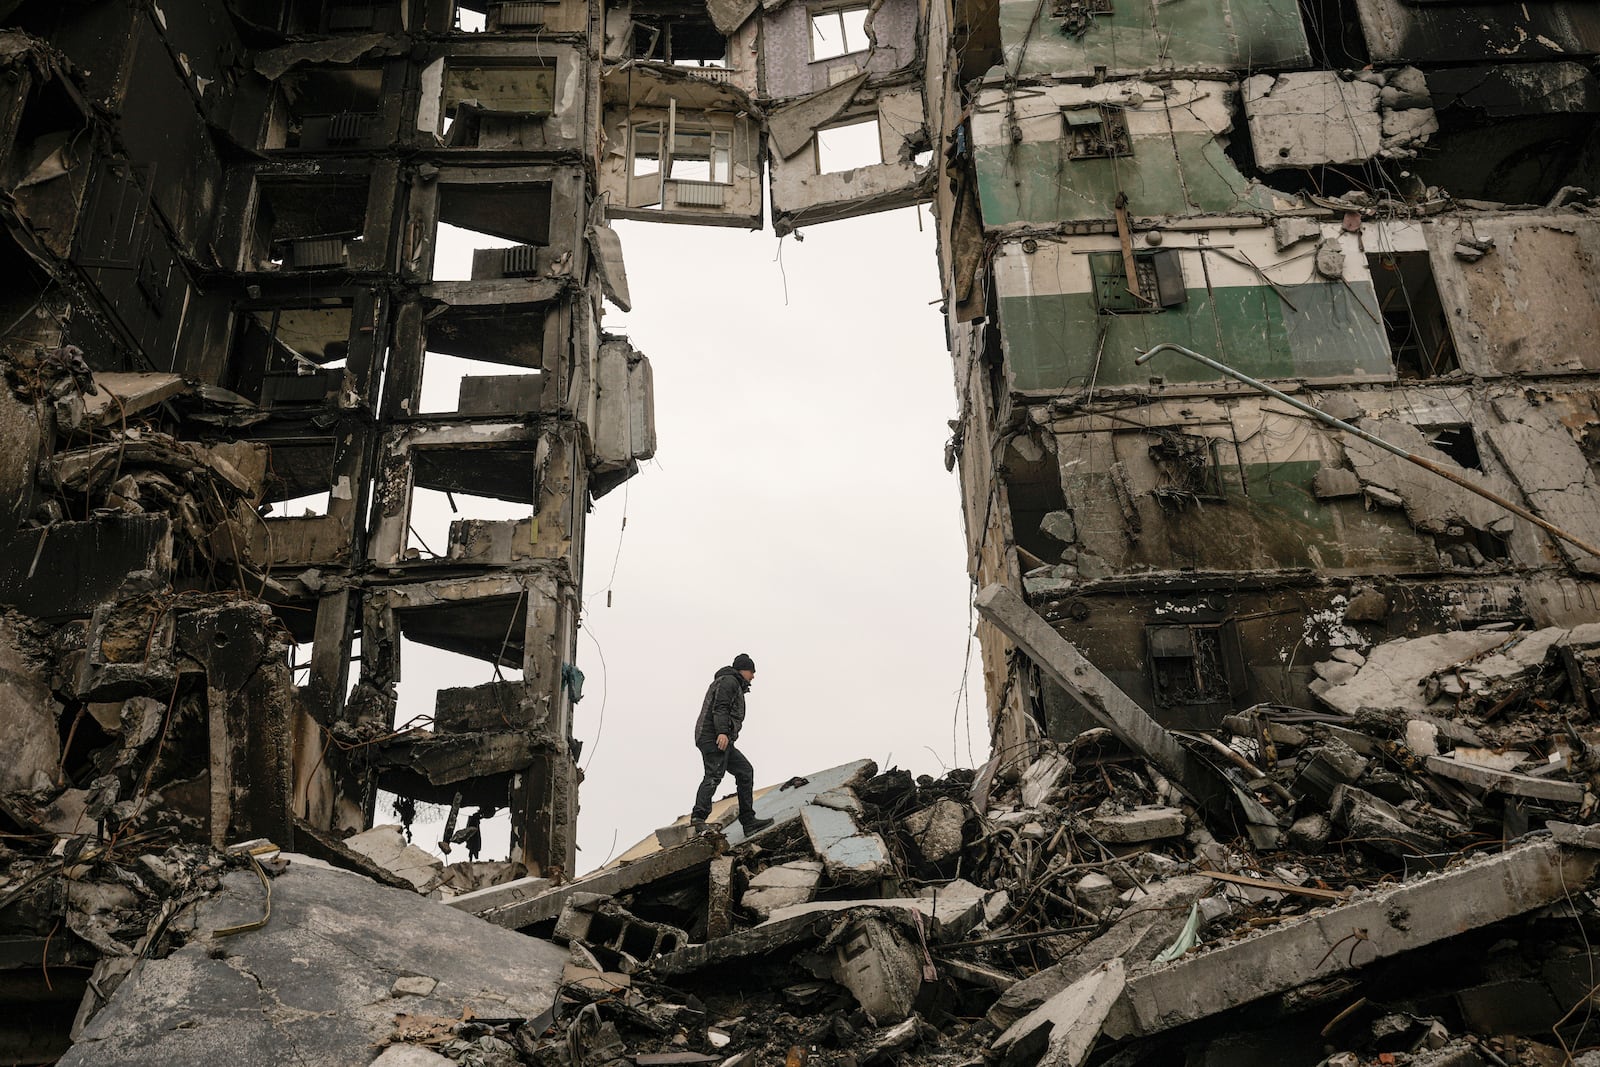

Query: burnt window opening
[1424,425,1482,471]
[407,488,531,561]
[816,118,882,174]
[268,68,385,150]
[1369,251,1459,379]
[1147,624,1232,707]
[1436,527,1512,570]
[434,181,554,281]
[252,177,370,271]
[438,63,557,146]
[1064,106,1130,159]
[1148,431,1226,505]
[1090,249,1185,313]
[242,0,404,32]
[1052,0,1111,37]
[1297,0,1371,69]
[320,0,403,32]
[1003,432,1068,566]
[229,301,355,405]
[634,17,728,64]
[810,6,871,61]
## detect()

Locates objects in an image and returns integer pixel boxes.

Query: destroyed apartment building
[7,0,1600,1064]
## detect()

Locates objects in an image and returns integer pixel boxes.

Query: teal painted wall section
[997,0,1310,78]
[973,136,1272,225]
[1063,460,1439,575]
[999,282,1392,391]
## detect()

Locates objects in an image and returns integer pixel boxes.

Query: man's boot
[690,817,707,835]
[740,814,775,834]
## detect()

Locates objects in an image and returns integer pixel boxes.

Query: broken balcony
[416,42,585,151]
[599,67,763,227]
[233,166,400,274]
[258,64,396,151]
[768,84,929,233]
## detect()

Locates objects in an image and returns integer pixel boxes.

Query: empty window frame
[251,177,369,270]
[632,17,728,63]
[269,67,384,149]
[1423,425,1482,471]
[438,63,556,144]
[629,116,733,207]
[815,117,882,173]
[810,6,871,60]
[231,303,354,406]
[1147,624,1232,707]
[1089,250,1185,313]
[1063,105,1131,159]
[1368,251,1459,378]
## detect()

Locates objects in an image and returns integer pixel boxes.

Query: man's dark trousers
[692,741,754,821]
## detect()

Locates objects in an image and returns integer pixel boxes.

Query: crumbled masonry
[5,0,1600,1062]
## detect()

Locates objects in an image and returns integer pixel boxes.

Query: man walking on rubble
[690,653,775,836]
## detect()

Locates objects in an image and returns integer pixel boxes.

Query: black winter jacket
[694,666,749,746]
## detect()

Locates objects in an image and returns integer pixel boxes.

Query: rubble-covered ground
[8,622,1600,1065]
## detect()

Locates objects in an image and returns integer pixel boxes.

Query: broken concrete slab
[762,878,989,937]
[992,959,1125,1067]
[988,875,1214,1029]
[1426,755,1586,804]
[81,372,187,427]
[741,860,823,920]
[1087,806,1186,843]
[801,798,894,885]
[60,854,566,1066]
[445,873,553,915]
[825,913,923,1025]
[1102,838,1600,1040]
[902,798,967,862]
[1019,748,1073,808]
[474,834,723,931]
[342,824,444,891]
[619,760,876,855]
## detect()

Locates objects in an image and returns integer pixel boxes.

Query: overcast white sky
[393,204,985,874]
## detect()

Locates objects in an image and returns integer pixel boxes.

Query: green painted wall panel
[974,135,1271,225]
[997,0,1310,78]
[1000,282,1392,391]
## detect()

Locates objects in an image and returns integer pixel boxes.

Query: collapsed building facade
[929,0,1600,756]
[6,0,1600,1063]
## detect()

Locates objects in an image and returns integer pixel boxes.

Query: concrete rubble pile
[12,622,1600,1066]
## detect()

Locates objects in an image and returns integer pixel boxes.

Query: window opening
[1148,431,1226,505]
[633,18,728,63]
[438,63,556,145]
[1424,425,1482,471]
[1147,624,1230,707]
[810,7,871,60]
[1368,251,1459,379]
[455,3,486,29]
[405,487,531,560]
[1064,105,1131,158]
[816,118,882,174]
[419,353,541,414]
[252,177,369,271]
[269,68,384,150]
[433,182,552,281]
[1089,249,1185,313]
[268,490,333,517]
